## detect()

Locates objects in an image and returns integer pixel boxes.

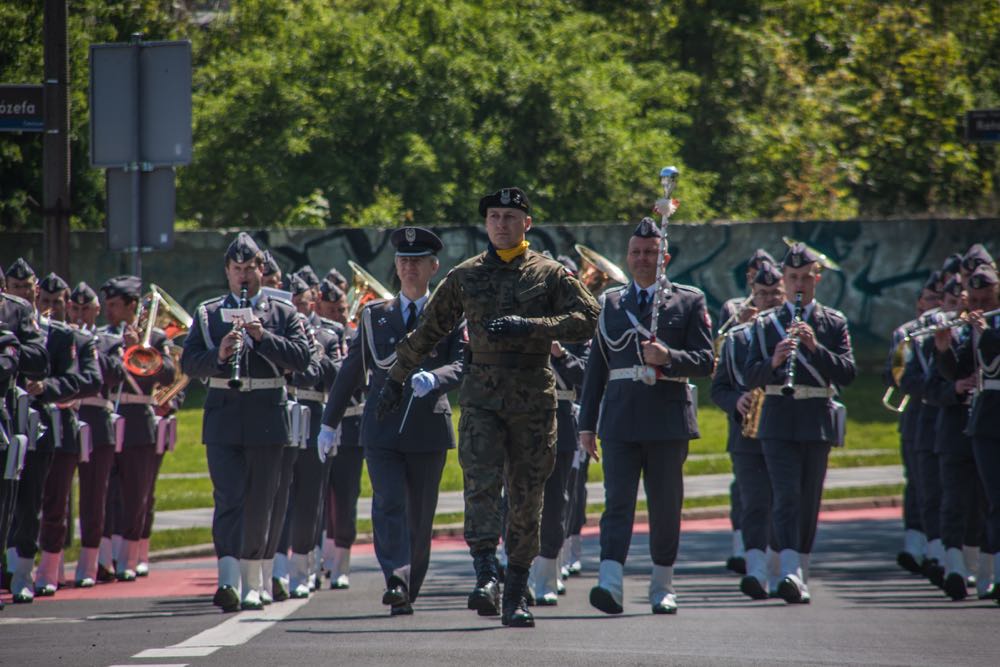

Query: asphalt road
[2,507,995,667]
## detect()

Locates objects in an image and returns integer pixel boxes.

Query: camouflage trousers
[458,406,556,569]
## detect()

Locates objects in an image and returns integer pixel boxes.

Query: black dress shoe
[381,576,409,607]
[589,586,623,615]
[390,602,414,616]
[271,577,289,602]
[740,576,769,600]
[896,551,922,574]
[96,564,116,583]
[213,585,241,613]
[777,577,805,604]
[927,564,945,589]
[943,573,968,601]
[726,556,747,575]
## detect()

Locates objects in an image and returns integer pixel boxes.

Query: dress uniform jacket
[552,341,589,453]
[78,330,126,448]
[183,292,312,446]
[924,327,975,457]
[900,333,940,453]
[578,281,714,442]
[886,319,923,443]
[287,313,340,445]
[743,301,856,443]
[0,294,47,380]
[59,327,103,454]
[322,297,464,452]
[29,318,83,451]
[937,312,1000,438]
[710,322,760,454]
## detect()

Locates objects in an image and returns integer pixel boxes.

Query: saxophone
[740,387,765,439]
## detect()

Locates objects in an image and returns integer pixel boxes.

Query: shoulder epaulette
[674,283,705,296]
[1,293,32,309]
[197,295,226,309]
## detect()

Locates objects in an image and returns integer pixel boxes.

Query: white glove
[410,371,438,398]
[318,424,339,463]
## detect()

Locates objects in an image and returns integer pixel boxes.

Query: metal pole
[130,33,143,278]
[42,0,70,280]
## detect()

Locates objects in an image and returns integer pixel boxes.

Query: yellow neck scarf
[495,240,530,263]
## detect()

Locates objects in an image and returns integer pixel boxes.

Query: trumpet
[902,307,1000,341]
[781,292,803,396]
[229,284,249,389]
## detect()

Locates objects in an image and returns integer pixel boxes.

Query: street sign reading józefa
[965,109,1000,142]
[0,84,44,132]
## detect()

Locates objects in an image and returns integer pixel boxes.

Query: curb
[147,494,903,564]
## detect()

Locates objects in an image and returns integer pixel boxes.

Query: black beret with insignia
[941,253,963,275]
[556,254,578,275]
[70,281,98,305]
[942,275,963,298]
[287,274,311,296]
[390,226,443,257]
[632,216,662,239]
[753,260,783,286]
[39,272,69,294]
[224,232,262,264]
[967,264,998,289]
[782,242,818,269]
[296,265,320,288]
[747,248,776,272]
[478,187,531,217]
[5,257,36,281]
[262,250,281,277]
[319,279,345,303]
[961,243,994,273]
[100,275,142,300]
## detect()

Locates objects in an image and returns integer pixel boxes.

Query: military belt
[117,393,156,406]
[555,389,576,401]
[294,388,328,403]
[608,367,688,383]
[207,377,285,392]
[764,385,835,399]
[79,397,113,411]
[343,404,364,417]
[982,379,1000,391]
[471,352,549,369]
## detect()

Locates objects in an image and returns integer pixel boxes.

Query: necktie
[406,302,418,332]
[638,289,649,313]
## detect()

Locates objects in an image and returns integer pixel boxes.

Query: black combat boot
[501,565,535,628]
[467,549,501,616]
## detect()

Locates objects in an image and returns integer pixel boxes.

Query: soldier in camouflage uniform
[376,187,600,628]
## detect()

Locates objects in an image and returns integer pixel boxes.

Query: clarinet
[781,292,804,396]
[228,284,249,389]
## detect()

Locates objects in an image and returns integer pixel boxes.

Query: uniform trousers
[972,437,1000,554]
[916,448,942,543]
[761,439,831,554]
[0,451,16,557]
[263,447,298,560]
[39,450,78,553]
[140,452,165,541]
[566,454,590,537]
[539,451,574,559]
[458,407,556,569]
[729,474,743,532]
[206,443,285,560]
[77,446,115,548]
[731,451,772,551]
[900,437,922,531]
[939,452,985,550]
[287,448,333,555]
[599,439,688,567]
[10,449,53,558]
[116,445,160,541]
[365,447,446,600]
[326,446,365,548]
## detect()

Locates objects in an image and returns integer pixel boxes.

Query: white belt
[555,389,576,401]
[294,388,328,403]
[343,404,364,418]
[79,397,113,411]
[116,393,156,406]
[983,379,1000,391]
[765,385,835,400]
[608,366,688,384]
[208,377,286,392]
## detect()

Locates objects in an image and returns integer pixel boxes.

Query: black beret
[967,264,998,289]
[632,216,662,239]
[224,232,262,264]
[326,268,347,288]
[390,226,443,257]
[962,243,994,273]
[100,275,142,300]
[478,187,530,217]
[38,272,69,293]
[942,275,963,297]
[319,279,346,303]
[262,250,281,276]
[753,260,783,287]
[782,242,819,269]
[287,274,311,296]
[70,281,98,305]
[922,270,943,293]
[556,254,578,275]
[296,265,320,288]
[747,248,776,272]
[941,253,963,275]
[5,257,36,281]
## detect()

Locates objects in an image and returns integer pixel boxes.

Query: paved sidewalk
[152,464,903,531]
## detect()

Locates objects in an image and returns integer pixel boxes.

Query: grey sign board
[106,167,176,251]
[0,84,44,132]
[965,109,1000,142]
[89,40,192,167]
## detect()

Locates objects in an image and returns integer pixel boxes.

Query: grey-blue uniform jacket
[937,311,1000,438]
[78,328,126,449]
[899,331,940,453]
[552,341,589,453]
[924,326,974,457]
[578,281,714,442]
[744,301,856,443]
[286,312,341,447]
[27,317,82,452]
[101,324,175,447]
[0,294,48,442]
[710,321,760,454]
[182,292,312,447]
[322,297,465,452]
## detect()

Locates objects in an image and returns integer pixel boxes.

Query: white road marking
[133,646,218,658]
[109,663,188,667]
[0,616,85,625]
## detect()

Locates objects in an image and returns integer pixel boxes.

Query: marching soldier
[376,189,600,628]
[579,218,714,616]
[0,264,48,609]
[35,274,102,595]
[321,227,465,616]
[262,251,283,289]
[316,280,350,327]
[182,233,311,612]
[4,259,83,603]
[935,263,1000,604]
[744,243,857,604]
[711,260,786,599]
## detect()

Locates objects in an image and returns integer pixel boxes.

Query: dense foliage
[2,0,998,229]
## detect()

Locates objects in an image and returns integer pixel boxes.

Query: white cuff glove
[318,424,340,463]
[410,370,438,398]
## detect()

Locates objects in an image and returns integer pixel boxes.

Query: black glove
[485,315,535,338]
[376,378,405,421]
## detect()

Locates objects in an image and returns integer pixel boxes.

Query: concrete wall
[3,218,998,358]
